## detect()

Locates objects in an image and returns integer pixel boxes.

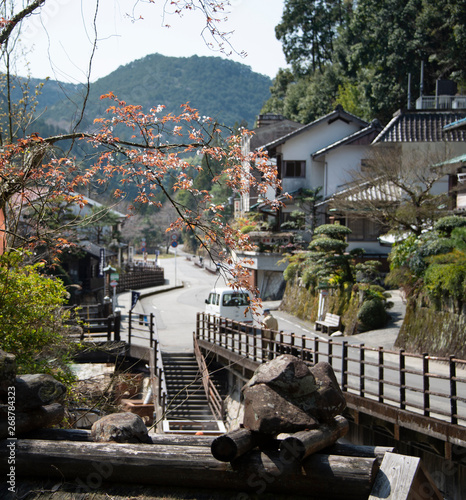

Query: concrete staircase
[161,352,216,423]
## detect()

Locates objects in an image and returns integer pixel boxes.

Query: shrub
[308,236,347,253]
[434,216,466,236]
[314,224,352,240]
[0,251,75,384]
[357,298,389,330]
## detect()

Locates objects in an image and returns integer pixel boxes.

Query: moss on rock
[396,296,466,358]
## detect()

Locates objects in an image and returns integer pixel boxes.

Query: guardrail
[127,310,168,430]
[66,307,121,341]
[193,333,224,421]
[127,310,156,347]
[196,313,466,427]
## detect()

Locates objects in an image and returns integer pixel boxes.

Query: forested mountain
[31,54,272,132]
[262,0,466,125]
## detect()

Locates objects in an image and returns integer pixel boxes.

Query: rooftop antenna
[420,61,424,97]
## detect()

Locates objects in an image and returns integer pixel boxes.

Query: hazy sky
[14,0,287,83]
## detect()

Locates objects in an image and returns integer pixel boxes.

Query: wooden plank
[368,452,443,500]
[0,439,379,499]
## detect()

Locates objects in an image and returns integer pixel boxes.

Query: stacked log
[212,355,349,463]
[0,350,66,439]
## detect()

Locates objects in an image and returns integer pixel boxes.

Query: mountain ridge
[28,53,272,132]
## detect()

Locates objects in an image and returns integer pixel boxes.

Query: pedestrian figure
[262,308,278,360]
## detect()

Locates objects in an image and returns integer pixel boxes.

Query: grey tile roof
[313,120,382,158]
[263,105,369,150]
[373,110,466,143]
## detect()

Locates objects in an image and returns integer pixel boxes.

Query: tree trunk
[0,438,379,499]
[279,414,349,462]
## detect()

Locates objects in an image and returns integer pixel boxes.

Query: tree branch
[0,0,46,46]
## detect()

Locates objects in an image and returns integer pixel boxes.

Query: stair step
[161,351,216,422]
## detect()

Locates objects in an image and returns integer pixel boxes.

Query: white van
[205,287,254,324]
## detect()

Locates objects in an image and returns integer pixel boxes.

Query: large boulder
[0,350,16,396]
[242,384,319,434]
[14,374,67,410]
[242,355,346,434]
[91,412,152,444]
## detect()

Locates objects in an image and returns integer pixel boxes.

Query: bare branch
[0,0,45,46]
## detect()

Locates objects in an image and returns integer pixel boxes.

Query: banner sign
[131,291,141,311]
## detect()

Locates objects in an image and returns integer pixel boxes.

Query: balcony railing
[415,95,466,110]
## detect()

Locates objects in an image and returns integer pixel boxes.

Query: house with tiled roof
[371,104,466,213]
[259,105,382,229]
[325,86,466,253]
[234,107,383,298]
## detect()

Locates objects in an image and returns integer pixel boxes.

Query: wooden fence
[196,313,466,427]
[116,266,165,293]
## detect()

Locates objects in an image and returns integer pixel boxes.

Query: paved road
[116,253,464,424]
[118,252,406,352]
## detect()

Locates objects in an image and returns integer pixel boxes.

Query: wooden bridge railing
[196,312,466,428]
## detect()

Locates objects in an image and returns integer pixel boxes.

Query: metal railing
[128,310,156,347]
[193,333,224,421]
[126,310,168,429]
[196,313,466,427]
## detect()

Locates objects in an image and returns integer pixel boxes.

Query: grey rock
[244,354,317,398]
[14,374,66,410]
[91,412,152,443]
[0,350,16,396]
[243,384,319,434]
[241,356,346,433]
[308,362,346,422]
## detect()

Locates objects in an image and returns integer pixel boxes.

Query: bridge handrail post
[328,339,333,367]
[341,341,348,390]
[314,338,319,364]
[423,352,430,417]
[378,346,384,403]
[150,312,155,347]
[212,316,217,345]
[450,354,458,425]
[278,332,285,355]
[128,310,132,346]
[253,331,257,362]
[359,344,365,397]
[400,349,406,410]
[107,315,112,341]
[114,310,121,342]
[153,338,158,372]
[196,312,201,340]
[289,333,295,357]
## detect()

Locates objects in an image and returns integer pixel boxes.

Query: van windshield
[222,293,249,307]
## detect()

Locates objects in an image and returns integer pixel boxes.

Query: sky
[13,0,288,83]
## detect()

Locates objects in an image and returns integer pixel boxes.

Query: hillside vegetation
[34,53,272,132]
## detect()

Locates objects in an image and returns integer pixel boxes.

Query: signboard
[110,280,118,288]
[171,241,178,248]
[98,249,105,277]
[110,273,119,281]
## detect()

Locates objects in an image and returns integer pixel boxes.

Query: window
[222,292,250,307]
[347,217,382,241]
[283,160,305,178]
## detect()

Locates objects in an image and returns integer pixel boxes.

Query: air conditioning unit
[457,173,466,183]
